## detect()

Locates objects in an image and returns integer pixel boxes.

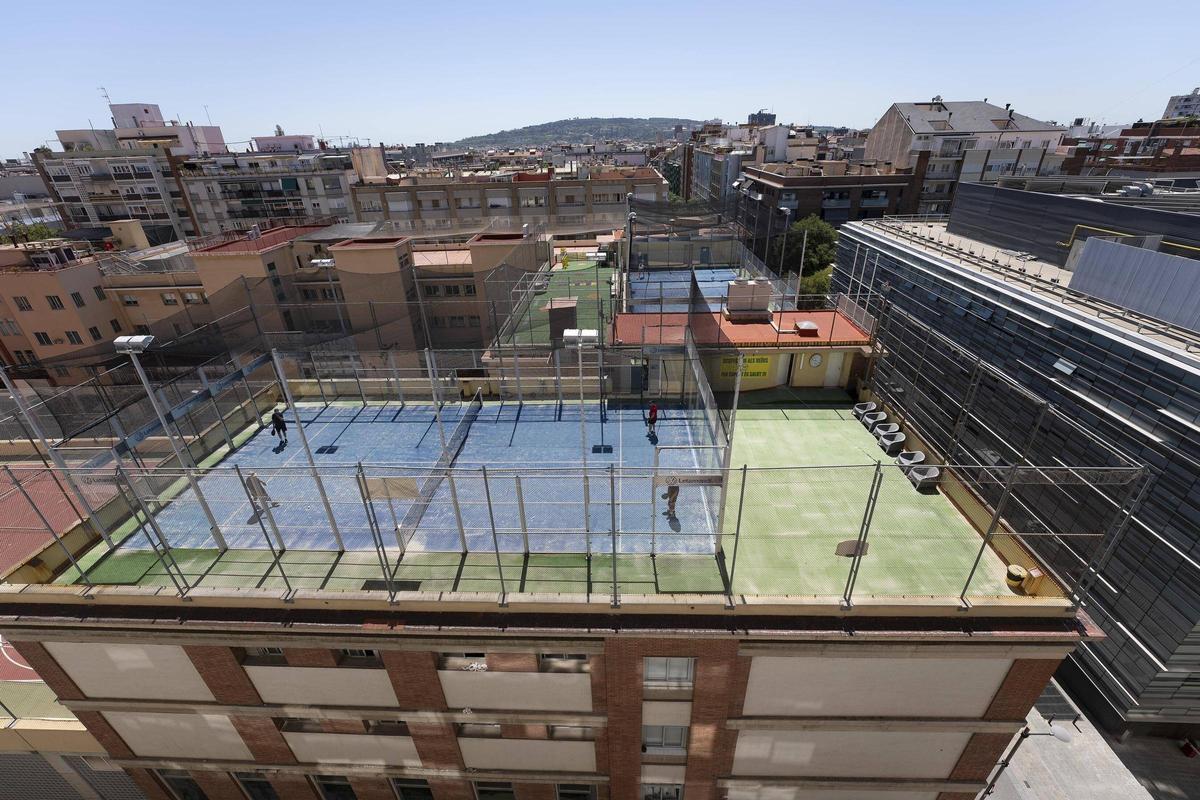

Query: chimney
[1004,103,1011,111]
[1009,109,1014,119]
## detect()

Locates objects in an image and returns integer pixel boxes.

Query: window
[365,719,410,736]
[443,285,461,296]
[241,647,286,665]
[46,295,64,310]
[557,786,596,800]
[449,315,466,328]
[311,775,356,800]
[121,295,139,306]
[337,648,382,666]
[643,725,688,754]
[13,296,31,311]
[644,657,694,685]
[161,292,179,306]
[235,773,279,800]
[110,319,122,333]
[468,315,480,327]
[155,770,208,800]
[94,285,106,300]
[70,291,86,308]
[88,326,102,341]
[277,718,333,733]
[423,285,440,297]
[548,726,595,741]
[474,783,515,800]
[34,332,52,346]
[65,330,83,345]
[641,785,683,800]
[390,779,434,800]
[463,284,477,296]
[135,324,150,335]
[53,365,70,378]
[0,318,20,336]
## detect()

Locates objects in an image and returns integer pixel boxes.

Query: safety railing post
[960,463,1021,605]
[515,475,529,554]
[842,462,883,609]
[609,463,619,608]
[311,354,328,406]
[356,463,394,602]
[6,465,91,589]
[481,466,507,605]
[271,349,343,551]
[725,465,749,603]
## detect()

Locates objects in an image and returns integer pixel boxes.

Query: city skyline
[5,0,1199,156]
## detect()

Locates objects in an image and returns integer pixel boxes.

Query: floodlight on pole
[114,336,226,550]
[778,207,793,288]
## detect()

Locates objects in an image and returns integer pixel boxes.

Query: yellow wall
[705,347,857,392]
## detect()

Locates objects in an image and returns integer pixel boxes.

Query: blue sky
[4,0,1199,156]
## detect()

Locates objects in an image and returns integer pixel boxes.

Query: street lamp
[981,722,1075,796]
[113,335,225,549]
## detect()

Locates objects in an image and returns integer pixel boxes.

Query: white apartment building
[1163,87,1200,119]
[863,98,1065,213]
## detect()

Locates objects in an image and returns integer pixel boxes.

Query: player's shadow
[272,440,288,454]
[647,431,659,445]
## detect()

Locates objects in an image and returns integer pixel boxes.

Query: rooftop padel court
[626,267,742,313]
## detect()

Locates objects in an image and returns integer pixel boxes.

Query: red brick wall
[72,711,133,758]
[125,768,172,800]
[321,719,366,734]
[283,647,338,667]
[984,659,1062,721]
[230,715,296,763]
[383,650,449,709]
[948,731,1013,781]
[486,652,539,672]
[513,783,558,800]
[349,777,399,800]
[184,645,263,704]
[268,773,321,799]
[602,637,743,800]
[6,641,83,700]
[190,771,249,800]
[408,721,464,768]
[429,779,476,800]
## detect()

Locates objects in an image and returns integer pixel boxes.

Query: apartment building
[176,152,356,236]
[863,99,1065,213]
[1061,119,1200,176]
[352,167,665,232]
[735,156,925,229]
[833,182,1200,736]
[33,102,229,242]
[1162,87,1200,119]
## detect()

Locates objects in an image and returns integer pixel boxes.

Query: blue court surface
[628,267,739,313]
[131,400,723,557]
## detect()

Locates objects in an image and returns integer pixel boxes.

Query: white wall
[103,712,251,760]
[283,732,420,766]
[742,656,1012,717]
[643,701,692,726]
[245,666,398,707]
[726,790,936,800]
[459,738,596,772]
[732,730,970,778]
[438,671,593,712]
[44,642,214,702]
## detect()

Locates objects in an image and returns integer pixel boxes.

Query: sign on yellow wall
[720,355,771,378]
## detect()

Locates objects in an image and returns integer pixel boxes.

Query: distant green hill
[453,117,708,148]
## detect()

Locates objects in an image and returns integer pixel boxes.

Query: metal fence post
[387,349,404,406]
[481,466,507,605]
[715,354,744,545]
[512,347,523,405]
[271,349,343,551]
[725,465,749,604]
[6,466,91,589]
[842,462,883,609]
[960,463,1021,604]
[197,366,235,452]
[650,447,659,554]
[515,475,529,554]
[609,463,619,608]
[448,468,468,553]
[354,367,367,407]
[356,463,394,602]
[554,348,563,417]
[115,465,191,597]
[311,354,328,406]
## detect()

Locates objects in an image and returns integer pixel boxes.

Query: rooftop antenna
[203,105,213,126]
[98,86,111,105]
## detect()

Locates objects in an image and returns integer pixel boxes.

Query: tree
[767,214,837,277]
[3,221,57,246]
